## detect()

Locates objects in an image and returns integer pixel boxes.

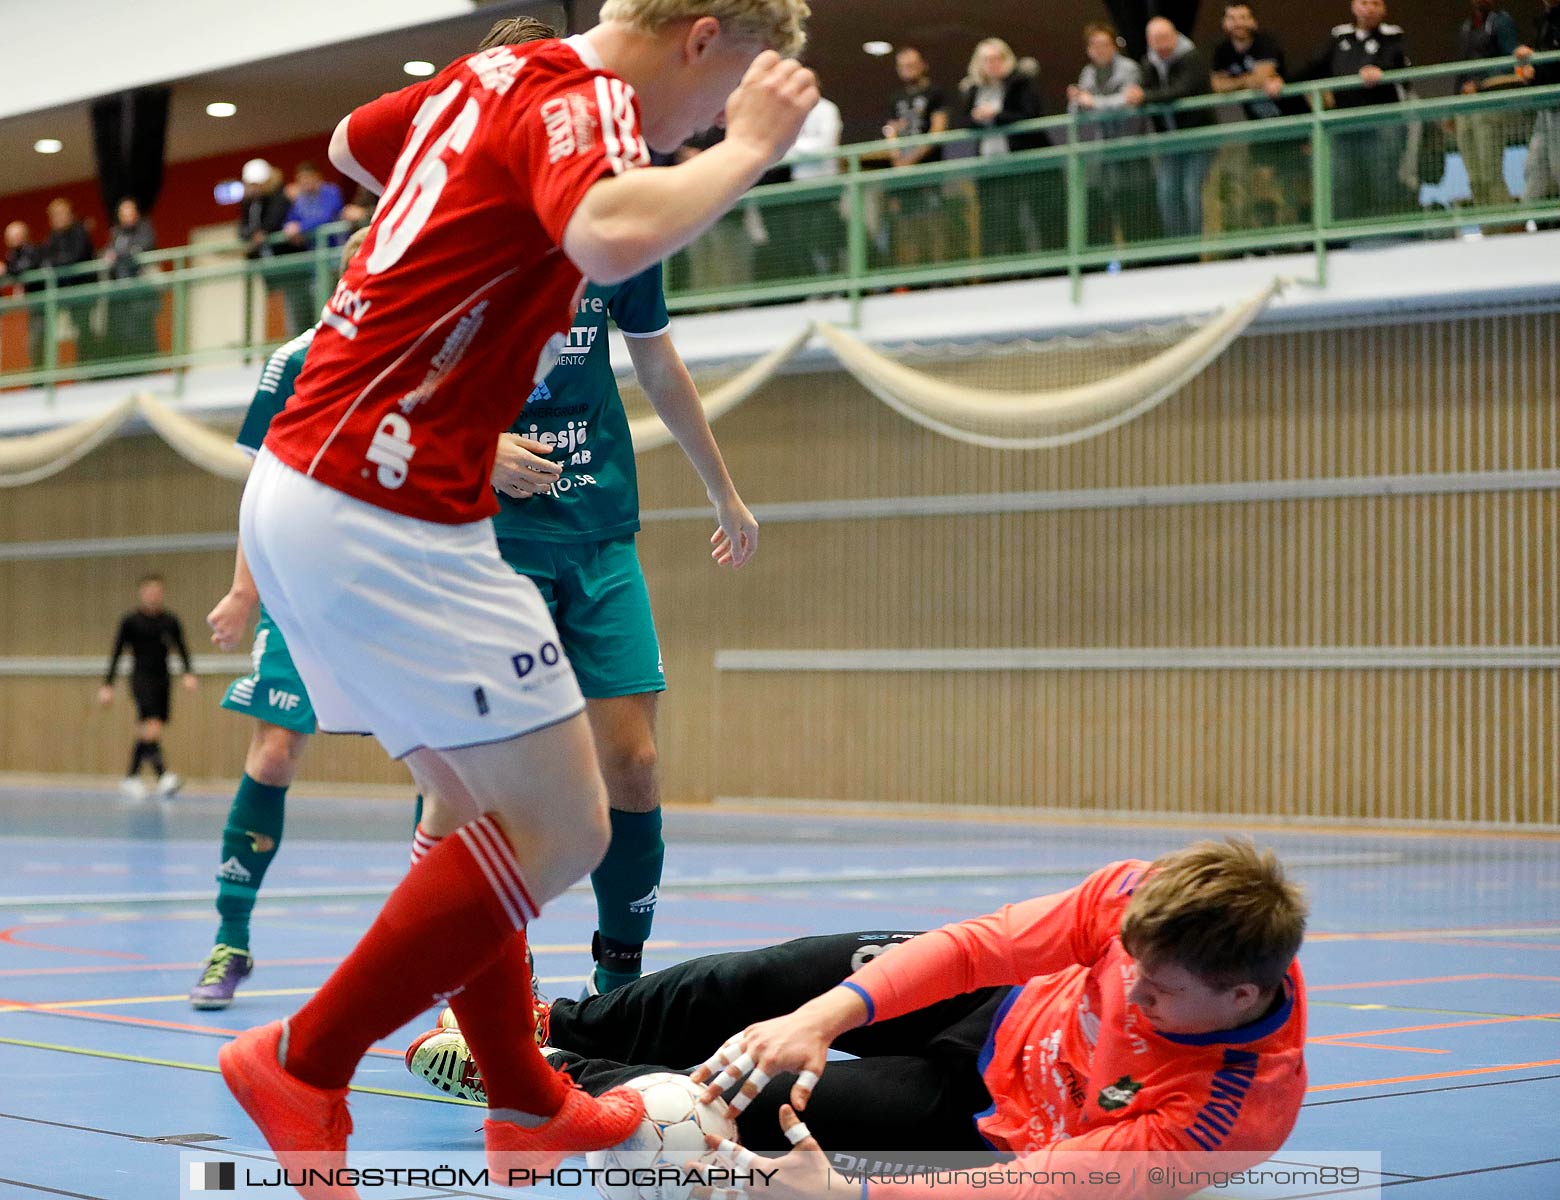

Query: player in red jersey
[686,839,1309,1199]
[217,2,816,1192]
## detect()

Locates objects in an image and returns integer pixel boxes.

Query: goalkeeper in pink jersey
[407,839,1308,1195]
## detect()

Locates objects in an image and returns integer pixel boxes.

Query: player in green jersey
[190,231,370,1008]
[483,262,756,995]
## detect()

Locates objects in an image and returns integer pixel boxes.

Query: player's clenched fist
[724,51,820,167]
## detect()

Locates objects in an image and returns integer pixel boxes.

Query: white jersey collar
[565,33,605,71]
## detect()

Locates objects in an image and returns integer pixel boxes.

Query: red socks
[283,814,544,1101]
[406,821,567,1115]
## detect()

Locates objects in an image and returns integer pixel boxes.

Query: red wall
[0,132,340,252]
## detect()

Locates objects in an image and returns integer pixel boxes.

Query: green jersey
[490,263,669,544]
[236,328,316,454]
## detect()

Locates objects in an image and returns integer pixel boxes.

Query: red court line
[1312,973,1501,992]
[1310,1041,1449,1055]
[0,922,144,960]
[1313,972,1560,992]
[0,955,345,978]
[0,994,404,1057]
[1312,1011,1560,1042]
[1307,1057,1560,1093]
[0,937,762,979]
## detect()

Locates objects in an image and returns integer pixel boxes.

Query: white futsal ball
[586,1072,740,1200]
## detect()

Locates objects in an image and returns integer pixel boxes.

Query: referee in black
[99,573,197,800]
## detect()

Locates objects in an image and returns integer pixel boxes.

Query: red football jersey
[262,36,650,524]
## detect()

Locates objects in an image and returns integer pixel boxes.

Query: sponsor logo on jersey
[398,300,490,413]
[366,413,417,489]
[517,419,589,456]
[322,281,372,341]
[217,857,253,885]
[628,886,658,915]
[536,472,598,499]
[1097,1075,1142,1112]
[469,47,525,95]
[541,92,598,163]
[554,324,599,367]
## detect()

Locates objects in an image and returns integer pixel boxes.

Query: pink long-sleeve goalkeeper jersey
[840,860,1307,1197]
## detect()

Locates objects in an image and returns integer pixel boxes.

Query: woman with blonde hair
[960,37,1054,258]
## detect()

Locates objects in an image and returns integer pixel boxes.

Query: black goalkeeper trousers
[547,932,1005,1155]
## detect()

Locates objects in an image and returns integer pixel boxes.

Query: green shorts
[497,534,665,700]
[220,605,318,734]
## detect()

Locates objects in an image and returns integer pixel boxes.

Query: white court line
[0,852,1403,909]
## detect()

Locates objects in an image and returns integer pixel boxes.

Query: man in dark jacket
[104,197,160,361]
[1126,17,1215,239]
[1297,0,1414,221]
[2,221,47,368]
[238,158,290,259]
[1518,0,1560,202]
[1210,3,1310,229]
[44,198,98,365]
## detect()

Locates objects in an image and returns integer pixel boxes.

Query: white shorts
[239,449,584,759]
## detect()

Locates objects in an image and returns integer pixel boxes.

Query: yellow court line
[0,1034,480,1106]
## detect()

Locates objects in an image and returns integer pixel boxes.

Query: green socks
[214,774,287,952]
[589,807,665,991]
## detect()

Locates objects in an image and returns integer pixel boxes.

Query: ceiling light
[863,41,894,57]
[206,101,237,118]
[33,138,62,154]
[403,60,436,77]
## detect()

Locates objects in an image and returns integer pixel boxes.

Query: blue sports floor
[1,785,1557,1200]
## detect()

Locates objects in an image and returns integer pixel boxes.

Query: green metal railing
[2,52,1558,397]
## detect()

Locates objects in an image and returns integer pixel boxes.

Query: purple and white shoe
[190,944,253,1010]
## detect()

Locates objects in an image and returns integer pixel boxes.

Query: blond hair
[1119,839,1307,992]
[340,227,371,275]
[965,37,1018,89]
[598,0,809,56]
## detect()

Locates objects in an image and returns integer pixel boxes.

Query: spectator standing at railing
[1453,1,1523,209]
[239,159,290,256]
[1125,18,1216,242]
[883,46,953,268]
[276,162,343,334]
[1069,24,1162,248]
[238,160,292,341]
[787,87,846,276]
[1210,4,1309,230]
[103,198,159,362]
[1516,0,1560,205]
[2,221,47,368]
[43,198,99,366]
[1295,0,1414,222]
[962,38,1055,258]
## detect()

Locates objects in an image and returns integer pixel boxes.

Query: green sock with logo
[213,774,287,953]
[589,807,664,991]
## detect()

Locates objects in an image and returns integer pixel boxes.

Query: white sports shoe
[156,772,182,797]
[119,776,149,803]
